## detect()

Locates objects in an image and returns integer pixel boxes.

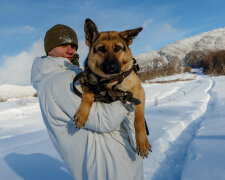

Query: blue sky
[0,0,225,66]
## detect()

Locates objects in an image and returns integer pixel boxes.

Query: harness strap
[95,68,132,87]
[73,72,83,98]
[132,58,140,73]
[145,120,149,136]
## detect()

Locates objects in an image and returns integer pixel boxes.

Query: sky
[0,0,225,85]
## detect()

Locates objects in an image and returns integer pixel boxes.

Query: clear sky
[0,0,225,66]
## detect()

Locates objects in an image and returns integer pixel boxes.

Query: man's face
[48,43,77,61]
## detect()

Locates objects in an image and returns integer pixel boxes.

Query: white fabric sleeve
[50,70,131,133]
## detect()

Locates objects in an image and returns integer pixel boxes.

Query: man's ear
[120,27,143,46]
[84,18,100,47]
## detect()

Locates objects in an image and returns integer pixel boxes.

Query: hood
[30,56,80,90]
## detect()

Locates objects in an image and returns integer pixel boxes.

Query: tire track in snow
[144,76,214,180]
[145,75,202,108]
[155,77,204,106]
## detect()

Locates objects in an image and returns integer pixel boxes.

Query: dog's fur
[74,18,151,157]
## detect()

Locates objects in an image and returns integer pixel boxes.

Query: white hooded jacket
[31,56,143,180]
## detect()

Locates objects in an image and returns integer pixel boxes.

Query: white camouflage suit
[31,56,143,180]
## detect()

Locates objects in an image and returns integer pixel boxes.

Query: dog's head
[84,18,142,78]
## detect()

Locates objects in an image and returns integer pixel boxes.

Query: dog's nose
[106,63,119,74]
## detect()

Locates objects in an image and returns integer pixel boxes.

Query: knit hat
[44,24,78,54]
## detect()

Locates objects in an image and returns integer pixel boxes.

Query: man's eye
[61,44,68,47]
[60,44,69,49]
[71,44,77,50]
[114,45,122,52]
[98,46,106,53]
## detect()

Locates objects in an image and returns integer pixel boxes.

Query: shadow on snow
[4,153,73,180]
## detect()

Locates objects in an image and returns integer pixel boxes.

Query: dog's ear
[84,18,99,47]
[120,27,143,46]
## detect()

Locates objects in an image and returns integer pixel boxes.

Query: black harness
[73,58,141,104]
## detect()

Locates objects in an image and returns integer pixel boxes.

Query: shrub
[184,66,191,73]
[203,50,225,75]
[185,50,208,68]
[138,63,182,82]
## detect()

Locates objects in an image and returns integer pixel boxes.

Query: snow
[0,74,225,180]
[0,84,36,102]
[181,76,225,180]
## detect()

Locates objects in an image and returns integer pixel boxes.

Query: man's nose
[66,45,76,54]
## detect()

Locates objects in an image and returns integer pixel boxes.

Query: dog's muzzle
[106,63,120,74]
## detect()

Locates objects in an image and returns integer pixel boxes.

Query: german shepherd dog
[74,18,151,157]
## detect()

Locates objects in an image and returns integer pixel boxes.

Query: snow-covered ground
[0,73,225,180]
[0,84,36,102]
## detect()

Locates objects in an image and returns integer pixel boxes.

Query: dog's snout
[101,53,121,74]
[106,63,119,74]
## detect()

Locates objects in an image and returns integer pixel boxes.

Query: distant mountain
[135,27,225,70]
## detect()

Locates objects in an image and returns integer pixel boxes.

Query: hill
[135,27,225,70]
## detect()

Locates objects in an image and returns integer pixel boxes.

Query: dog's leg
[133,86,151,158]
[74,86,95,128]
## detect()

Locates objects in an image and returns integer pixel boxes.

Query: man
[31,24,143,180]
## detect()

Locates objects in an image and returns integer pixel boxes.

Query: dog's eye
[98,46,107,53]
[114,45,122,52]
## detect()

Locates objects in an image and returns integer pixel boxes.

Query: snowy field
[0,73,225,180]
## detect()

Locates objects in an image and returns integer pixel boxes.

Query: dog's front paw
[136,133,151,158]
[74,109,89,129]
